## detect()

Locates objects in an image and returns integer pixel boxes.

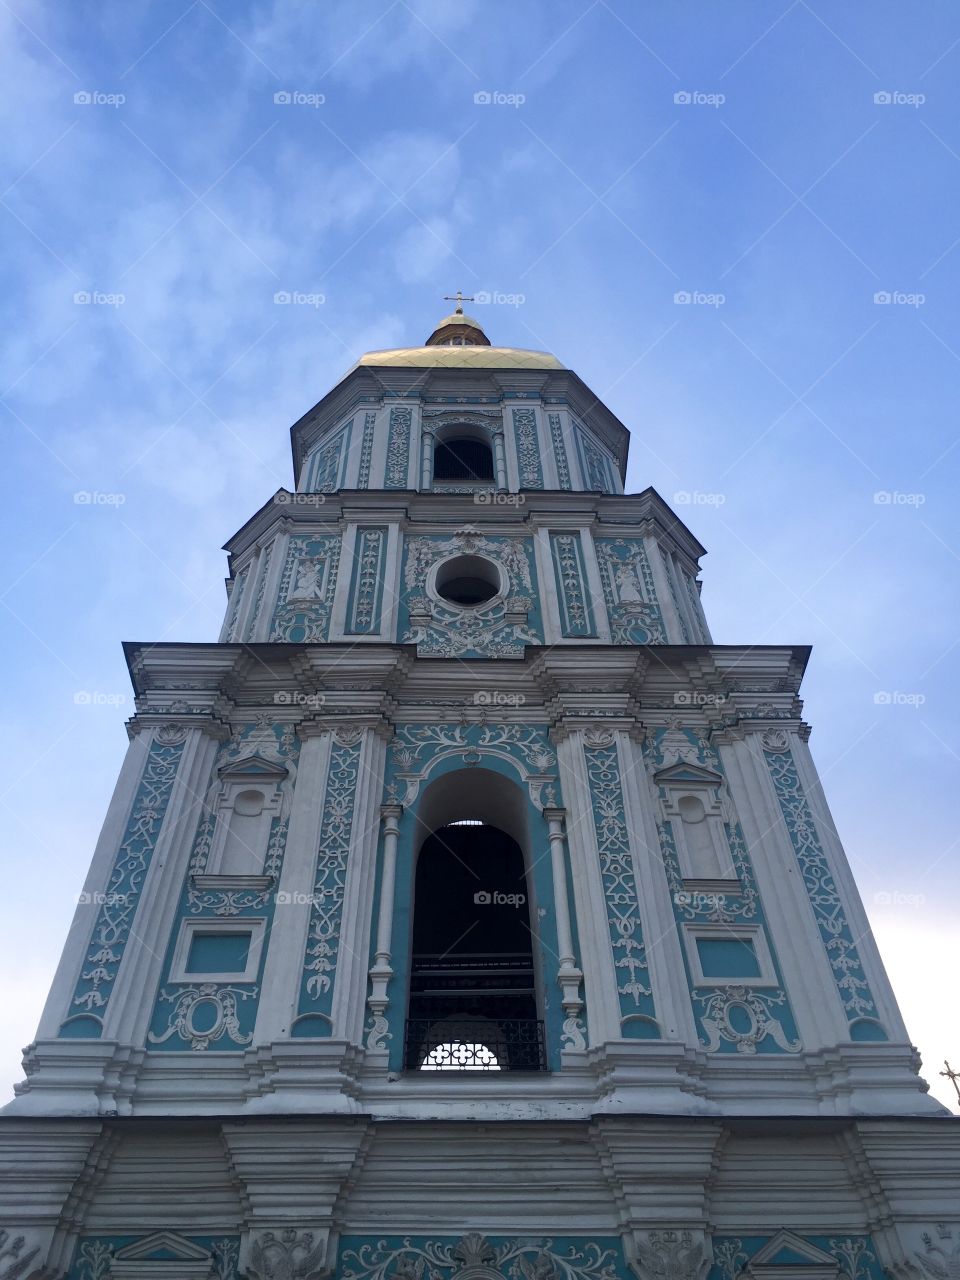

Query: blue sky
[2,0,958,1109]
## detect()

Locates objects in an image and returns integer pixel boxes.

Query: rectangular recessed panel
[696,936,761,979]
[185,931,251,975]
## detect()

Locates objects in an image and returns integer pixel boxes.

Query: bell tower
[2,306,956,1280]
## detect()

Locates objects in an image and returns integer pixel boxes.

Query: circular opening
[678,795,706,824]
[435,554,501,607]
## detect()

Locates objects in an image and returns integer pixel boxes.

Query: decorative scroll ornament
[358,410,377,488]
[388,720,557,808]
[561,1015,587,1051]
[582,735,658,1031]
[513,407,544,487]
[548,412,572,489]
[147,983,257,1050]
[694,985,801,1054]
[764,744,883,1027]
[66,740,184,1024]
[339,1235,620,1280]
[271,536,341,643]
[248,1231,329,1280]
[385,405,412,488]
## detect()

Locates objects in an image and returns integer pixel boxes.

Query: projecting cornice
[121,641,811,741]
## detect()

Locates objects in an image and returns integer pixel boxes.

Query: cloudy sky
[2,0,958,1110]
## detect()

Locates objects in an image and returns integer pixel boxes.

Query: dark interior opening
[433,436,495,483]
[406,822,542,1070]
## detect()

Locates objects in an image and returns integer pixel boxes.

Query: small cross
[443,289,474,315]
[941,1060,960,1106]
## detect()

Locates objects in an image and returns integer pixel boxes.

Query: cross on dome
[443,289,475,315]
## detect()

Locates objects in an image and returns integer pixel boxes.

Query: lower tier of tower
[2,1115,957,1280]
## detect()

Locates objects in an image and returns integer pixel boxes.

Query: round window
[434,554,501,607]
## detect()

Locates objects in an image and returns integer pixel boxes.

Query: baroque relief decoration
[581,729,660,1036]
[73,1235,239,1280]
[644,724,802,1055]
[575,425,614,493]
[346,527,388,635]
[147,719,300,1052]
[304,420,351,493]
[270,534,341,643]
[915,1225,960,1280]
[693,985,801,1054]
[295,730,364,1033]
[61,738,185,1036]
[245,541,274,640]
[595,538,666,644]
[387,717,559,810]
[763,742,886,1038]
[148,983,257,1050]
[224,564,251,641]
[357,410,378,488]
[384,405,413,488]
[711,1235,885,1280]
[550,532,596,637]
[547,412,573,489]
[248,1231,328,1280]
[658,548,691,643]
[0,1230,39,1280]
[337,1233,628,1280]
[400,529,542,658]
[513,407,544,488]
[631,1230,707,1280]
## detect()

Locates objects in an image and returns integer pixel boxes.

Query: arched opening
[434,554,501,607]
[433,435,495,483]
[404,769,545,1073]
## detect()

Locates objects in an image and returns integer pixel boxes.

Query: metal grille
[404,1018,546,1072]
[433,438,495,482]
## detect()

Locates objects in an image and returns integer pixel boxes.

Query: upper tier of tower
[289,307,626,496]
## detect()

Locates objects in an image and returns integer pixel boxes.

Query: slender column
[366,803,402,1049]
[420,428,435,489]
[543,806,586,1050]
[492,429,508,491]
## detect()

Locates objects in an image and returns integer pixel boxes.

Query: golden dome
[354,345,564,371]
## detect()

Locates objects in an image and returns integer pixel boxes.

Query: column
[543,806,586,1050]
[366,803,402,1050]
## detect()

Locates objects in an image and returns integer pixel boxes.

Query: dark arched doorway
[405,820,544,1071]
